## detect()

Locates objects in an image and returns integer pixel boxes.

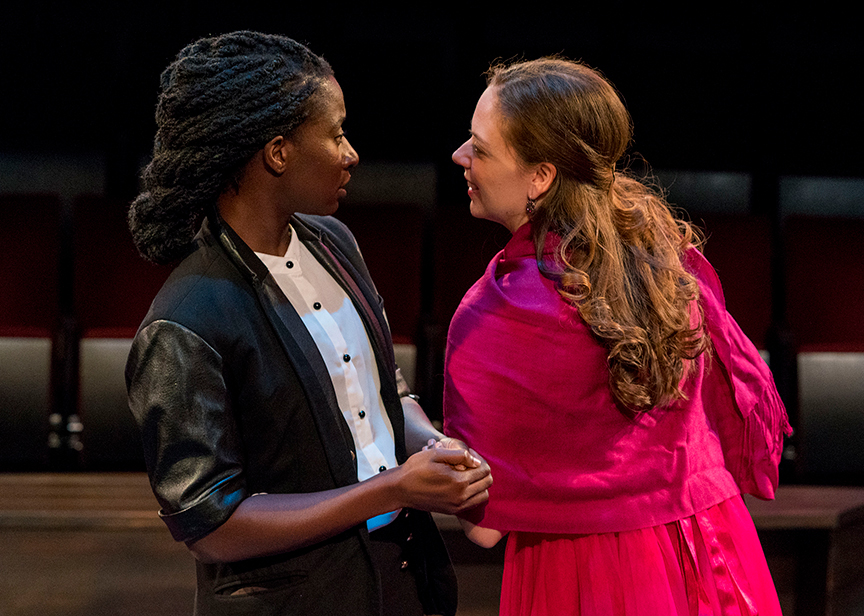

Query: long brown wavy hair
[488,57,710,414]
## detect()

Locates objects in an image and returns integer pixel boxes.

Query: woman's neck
[217,183,293,257]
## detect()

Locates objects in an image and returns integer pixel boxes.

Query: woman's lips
[466,180,478,198]
[338,176,351,198]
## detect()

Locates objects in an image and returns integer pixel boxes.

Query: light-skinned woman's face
[452,86,535,233]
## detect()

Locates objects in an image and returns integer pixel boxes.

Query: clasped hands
[392,437,492,516]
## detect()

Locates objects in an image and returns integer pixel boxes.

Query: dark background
[2,5,863,477]
[2,5,862,195]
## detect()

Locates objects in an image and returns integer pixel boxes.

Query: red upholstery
[0,194,62,337]
[694,213,773,350]
[784,215,864,351]
[334,204,425,344]
[72,195,172,338]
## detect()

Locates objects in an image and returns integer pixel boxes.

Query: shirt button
[286,261,294,268]
[313,302,321,310]
[379,465,387,472]
[343,353,351,362]
[400,560,409,570]
[358,410,366,419]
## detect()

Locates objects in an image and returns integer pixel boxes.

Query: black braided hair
[129,31,333,264]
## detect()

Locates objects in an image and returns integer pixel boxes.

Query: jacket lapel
[300,233,394,369]
[292,216,407,462]
[210,216,359,487]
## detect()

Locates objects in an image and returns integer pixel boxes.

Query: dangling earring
[526,198,536,216]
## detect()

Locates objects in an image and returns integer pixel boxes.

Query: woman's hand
[424,436,487,472]
[389,447,492,515]
[188,446,492,564]
[424,437,502,547]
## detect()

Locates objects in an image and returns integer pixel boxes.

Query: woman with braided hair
[443,57,789,615]
[125,31,490,616]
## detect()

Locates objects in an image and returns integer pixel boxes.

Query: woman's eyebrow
[469,130,490,148]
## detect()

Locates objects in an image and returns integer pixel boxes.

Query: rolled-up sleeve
[126,320,246,542]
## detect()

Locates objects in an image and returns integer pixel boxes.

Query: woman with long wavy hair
[443,57,790,615]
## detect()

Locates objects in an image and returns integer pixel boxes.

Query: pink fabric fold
[684,248,792,500]
[499,496,782,615]
[443,224,791,535]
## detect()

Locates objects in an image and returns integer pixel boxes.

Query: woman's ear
[529,162,557,199]
[262,135,292,175]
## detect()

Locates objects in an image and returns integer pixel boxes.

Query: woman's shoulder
[681,246,728,314]
[140,241,254,337]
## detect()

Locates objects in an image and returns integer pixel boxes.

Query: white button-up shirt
[255,226,399,530]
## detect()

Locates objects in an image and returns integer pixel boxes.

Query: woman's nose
[343,138,359,168]
[452,140,471,167]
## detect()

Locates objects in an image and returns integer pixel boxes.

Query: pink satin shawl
[443,223,791,534]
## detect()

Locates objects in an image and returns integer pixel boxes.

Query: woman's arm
[399,400,502,548]
[458,517,505,548]
[130,323,493,565]
[401,395,447,454]
[188,446,491,563]
[401,396,487,461]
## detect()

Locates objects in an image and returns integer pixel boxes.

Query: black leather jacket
[126,212,456,616]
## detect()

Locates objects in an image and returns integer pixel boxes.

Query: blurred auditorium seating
[0,337,52,469]
[783,215,864,351]
[0,194,62,470]
[659,170,772,349]
[2,168,864,492]
[796,352,864,483]
[659,170,753,214]
[782,213,864,485]
[72,195,172,470]
[431,204,510,336]
[334,202,425,346]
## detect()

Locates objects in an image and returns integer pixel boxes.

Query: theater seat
[796,351,864,484]
[72,195,171,470]
[0,193,62,470]
[0,338,52,469]
[78,336,144,470]
[784,216,864,349]
[692,213,773,350]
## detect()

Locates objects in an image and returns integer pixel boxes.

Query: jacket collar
[200,210,407,469]
[202,212,360,483]
[204,210,392,365]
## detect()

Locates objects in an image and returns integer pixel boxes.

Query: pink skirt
[500,496,781,616]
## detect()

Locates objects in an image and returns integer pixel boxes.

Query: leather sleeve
[126,319,246,542]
